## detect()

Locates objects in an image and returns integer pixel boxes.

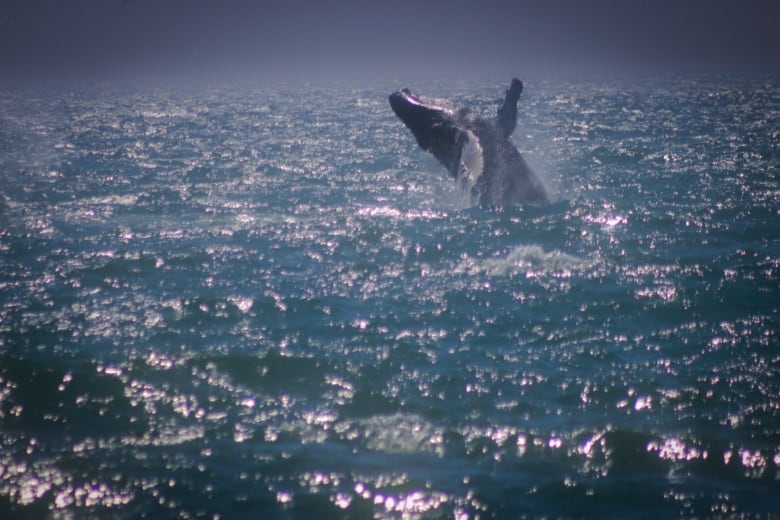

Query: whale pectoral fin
[496,78,523,138]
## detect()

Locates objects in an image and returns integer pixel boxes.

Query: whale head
[389,88,470,175]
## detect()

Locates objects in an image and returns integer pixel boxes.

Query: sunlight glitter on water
[0,78,778,518]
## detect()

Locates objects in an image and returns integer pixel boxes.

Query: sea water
[0,77,778,518]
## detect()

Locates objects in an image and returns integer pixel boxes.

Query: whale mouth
[396,88,421,105]
[388,88,423,114]
[388,88,440,151]
[389,88,452,120]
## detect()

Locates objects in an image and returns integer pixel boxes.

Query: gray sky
[1,0,778,84]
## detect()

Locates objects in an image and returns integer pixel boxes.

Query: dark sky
[1,0,779,84]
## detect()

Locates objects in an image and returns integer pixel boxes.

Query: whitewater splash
[457,244,588,277]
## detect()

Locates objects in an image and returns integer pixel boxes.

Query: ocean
[0,76,778,518]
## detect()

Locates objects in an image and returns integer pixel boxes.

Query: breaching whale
[389,78,548,206]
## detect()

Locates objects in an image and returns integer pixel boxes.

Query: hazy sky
[1,0,778,84]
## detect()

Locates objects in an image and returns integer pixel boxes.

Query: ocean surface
[0,76,778,519]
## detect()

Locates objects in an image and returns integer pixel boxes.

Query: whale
[389,78,548,206]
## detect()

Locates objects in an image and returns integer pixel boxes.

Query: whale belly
[456,130,485,202]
